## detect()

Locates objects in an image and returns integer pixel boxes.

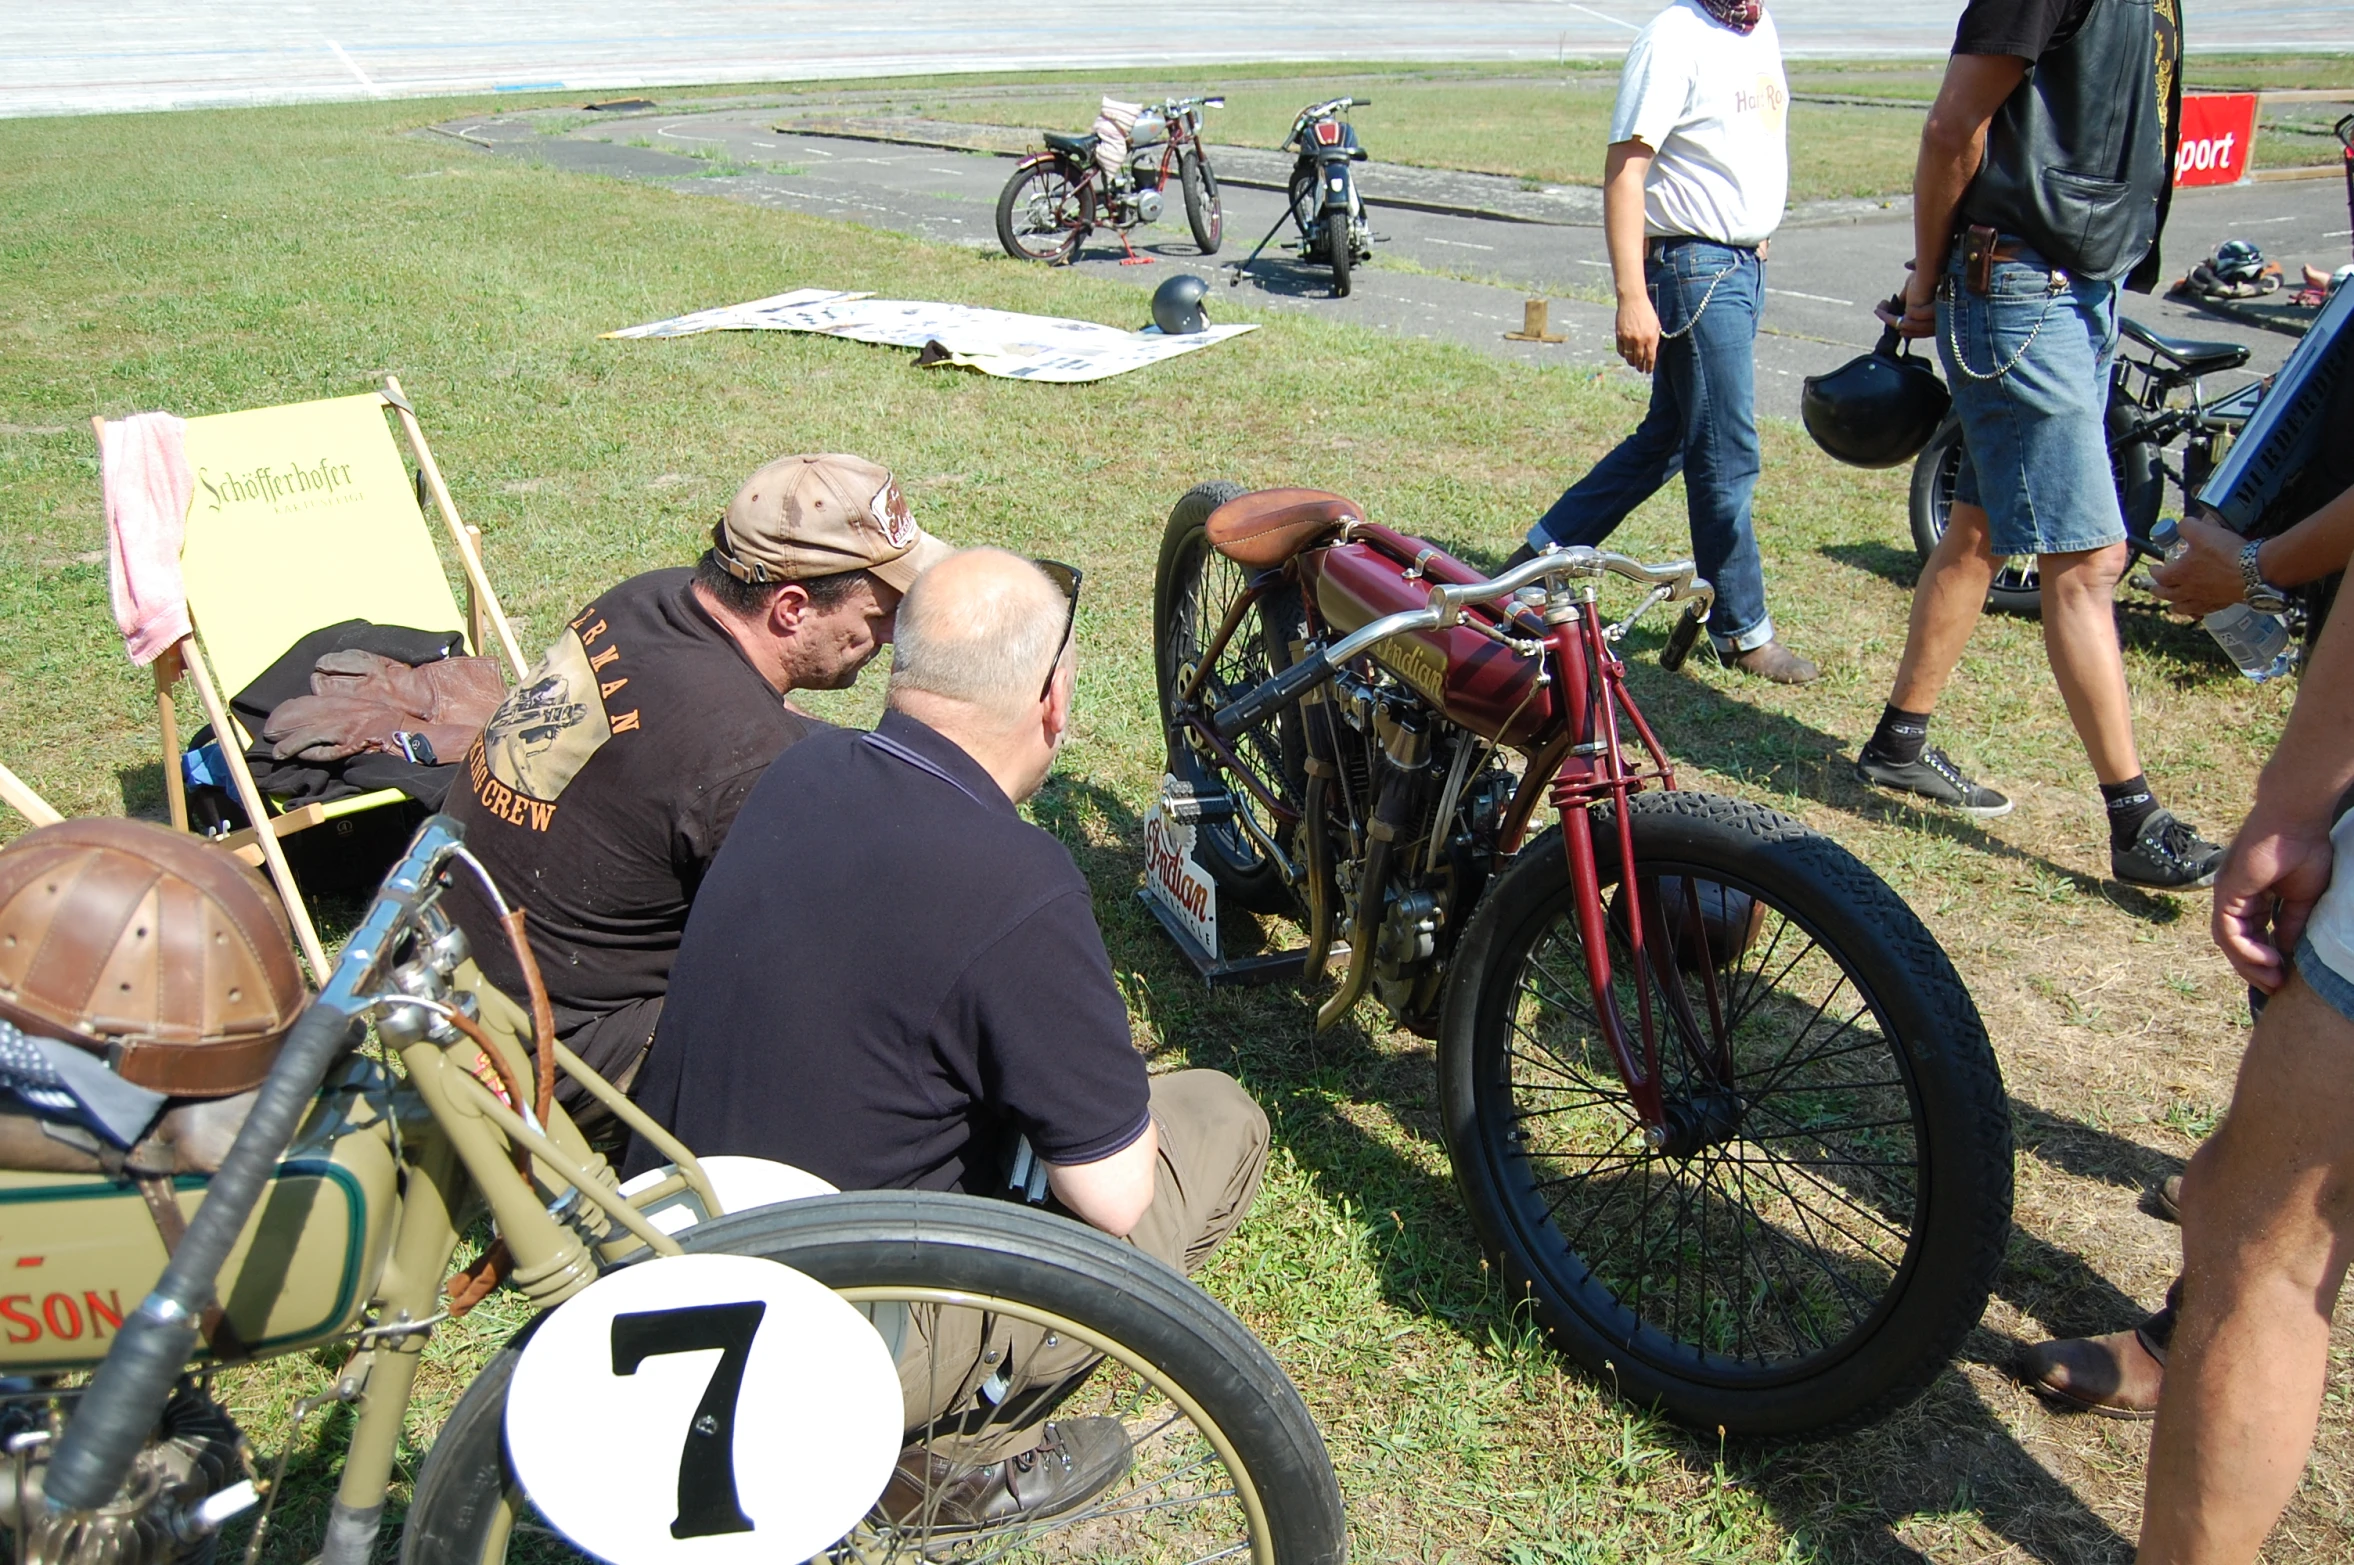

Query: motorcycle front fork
[1538,605,1731,1137]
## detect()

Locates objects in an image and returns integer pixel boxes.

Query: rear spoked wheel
[997,159,1087,263]
[1152,482,1309,915]
[407,1194,1345,1564]
[1439,791,2012,1435]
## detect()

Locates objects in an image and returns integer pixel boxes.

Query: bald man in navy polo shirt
[629,548,1268,1530]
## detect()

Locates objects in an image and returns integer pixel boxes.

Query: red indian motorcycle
[1153,482,2013,1435]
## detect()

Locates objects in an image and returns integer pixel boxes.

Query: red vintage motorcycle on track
[1153,482,2013,1435]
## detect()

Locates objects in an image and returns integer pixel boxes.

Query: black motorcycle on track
[1282,98,1373,297]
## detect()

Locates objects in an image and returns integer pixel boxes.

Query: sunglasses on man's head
[1034,559,1083,702]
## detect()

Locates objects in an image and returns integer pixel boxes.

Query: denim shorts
[1938,241,2126,558]
[2296,811,2354,1026]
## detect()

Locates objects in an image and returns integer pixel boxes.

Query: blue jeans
[1526,239,1772,652]
[1939,241,2125,557]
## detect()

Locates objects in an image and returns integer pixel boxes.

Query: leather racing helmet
[1152,273,1212,335]
[1800,323,1952,469]
[0,818,308,1097]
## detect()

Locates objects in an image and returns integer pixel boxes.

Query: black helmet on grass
[1801,323,1952,469]
[1152,273,1212,335]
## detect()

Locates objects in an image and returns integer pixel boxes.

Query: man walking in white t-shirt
[1511,0,1815,683]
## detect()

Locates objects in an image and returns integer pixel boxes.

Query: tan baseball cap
[715,454,952,595]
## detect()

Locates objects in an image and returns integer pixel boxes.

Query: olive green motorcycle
[4,817,1346,1565]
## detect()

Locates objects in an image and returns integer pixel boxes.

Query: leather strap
[132,1172,245,1358]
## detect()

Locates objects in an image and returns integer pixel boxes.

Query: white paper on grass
[607,289,1255,383]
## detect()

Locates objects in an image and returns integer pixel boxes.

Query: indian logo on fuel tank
[1379,638,1449,704]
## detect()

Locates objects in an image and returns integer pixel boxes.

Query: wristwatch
[2240,539,2290,614]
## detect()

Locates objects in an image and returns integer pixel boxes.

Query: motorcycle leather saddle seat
[1044,131,1100,159]
[0,1087,257,1178]
[2119,318,2251,375]
[1206,488,1363,570]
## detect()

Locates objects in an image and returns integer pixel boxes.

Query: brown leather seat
[1205,488,1362,569]
[0,1088,258,1177]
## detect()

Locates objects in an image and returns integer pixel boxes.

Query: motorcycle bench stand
[1137,777,1345,987]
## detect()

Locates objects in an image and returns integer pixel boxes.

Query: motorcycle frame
[1173,540,1727,1133]
[1041,103,1212,234]
[17,876,722,1565]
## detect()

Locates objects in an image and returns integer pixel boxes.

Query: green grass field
[1,81,2349,1563]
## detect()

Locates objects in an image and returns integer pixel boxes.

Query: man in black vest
[1850,0,2218,892]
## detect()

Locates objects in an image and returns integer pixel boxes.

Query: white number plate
[505,1252,902,1565]
[1143,774,1218,954]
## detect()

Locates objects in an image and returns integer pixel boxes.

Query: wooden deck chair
[0,760,63,828]
[95,379,526,981]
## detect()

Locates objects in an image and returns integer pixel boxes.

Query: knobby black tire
[1182,153,1223,255]
[996,158,1085,263]
[402,1192,1346,1565]
[1324,214,1351,298]
[1152,481,1310,915]
[1437,791,2012,1437]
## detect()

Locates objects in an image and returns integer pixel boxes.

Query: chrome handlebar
[1208,547,1713,739]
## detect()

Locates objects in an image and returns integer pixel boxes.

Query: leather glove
[311,651,507,727]
[265,694,484,767]
[265,694,407,762]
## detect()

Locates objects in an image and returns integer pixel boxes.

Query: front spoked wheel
[1152,481,1309,915]
[1438,791,2011,1436]
[404,1194,1345,1565]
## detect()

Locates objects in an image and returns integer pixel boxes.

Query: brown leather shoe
[1729,640,1820,685]
[2018,1327,2165,1419]
[877,1417,1132,1533]
[2154,1172,2183,1223]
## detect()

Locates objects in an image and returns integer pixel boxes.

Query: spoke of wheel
[1505,1023,1613,1091]
[1740,1140,1918,1249]
[1739,1148,1904,1317]
[1725,912,1795,1028]
[1550,1123,1649,1256]
[1742,1002,1877,1105]
[1736,976,1856,1104]
[1729,1136,1835,1356]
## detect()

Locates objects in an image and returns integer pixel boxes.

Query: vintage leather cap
[1800,324,1952,470]
[0,818,307,1096]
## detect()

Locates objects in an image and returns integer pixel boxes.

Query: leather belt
[1646,236,1764,262]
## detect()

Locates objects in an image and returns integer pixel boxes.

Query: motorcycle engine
[2,1388,248,1565]
[1125,155,1165,224]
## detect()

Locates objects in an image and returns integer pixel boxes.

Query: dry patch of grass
[0,85,2347,1563]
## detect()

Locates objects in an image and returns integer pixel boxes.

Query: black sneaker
[2111,809,2223,890]
[1854,746,2014,817]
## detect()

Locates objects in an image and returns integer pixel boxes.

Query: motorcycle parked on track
[1283,98,1373,297]
[8,818,1345,1565]
[995,95,1226,264]
[1154,483,2013,1435]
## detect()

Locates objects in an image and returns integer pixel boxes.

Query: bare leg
[2038,542,2142,786]
[1888,501,2000,712]
[2139,976,2354,1563]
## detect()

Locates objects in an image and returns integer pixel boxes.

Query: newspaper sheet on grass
[607,288,1254,383]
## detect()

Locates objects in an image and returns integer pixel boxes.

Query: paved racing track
[7,0,2348,119]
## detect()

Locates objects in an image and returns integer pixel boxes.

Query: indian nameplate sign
[1143,774,1219,956]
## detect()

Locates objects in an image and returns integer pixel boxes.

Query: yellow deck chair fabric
[130,383,522,980]
[180,394,473,705]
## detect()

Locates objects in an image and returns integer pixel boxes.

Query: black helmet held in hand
[1152,273,1212,335]
[1801,322,1952,469]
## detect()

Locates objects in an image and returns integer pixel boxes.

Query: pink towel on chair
[100,411,194,667]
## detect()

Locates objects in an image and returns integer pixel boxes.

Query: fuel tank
[1302,530,1555,745]
[0,1063,402,1371]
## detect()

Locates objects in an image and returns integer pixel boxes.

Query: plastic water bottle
[2151,516,2295,682]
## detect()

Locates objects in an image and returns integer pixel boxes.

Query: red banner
[2176,93,2258,187]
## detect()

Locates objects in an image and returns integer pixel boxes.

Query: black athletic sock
[1864,704,1932,766]
[2101,774,2160,850]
